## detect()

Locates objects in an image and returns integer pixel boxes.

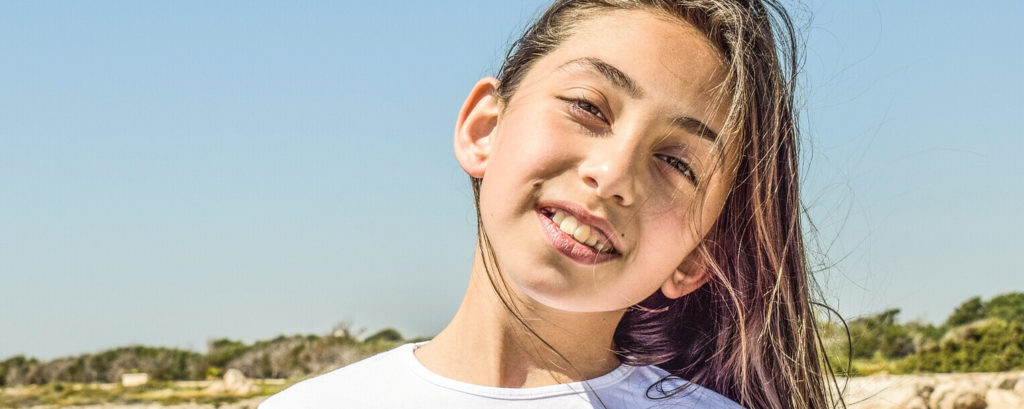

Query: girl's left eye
[655,154,699,185]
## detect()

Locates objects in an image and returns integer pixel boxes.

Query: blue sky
[1,1,1021,360]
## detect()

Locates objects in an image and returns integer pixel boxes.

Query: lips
[539,208,615,253]
[535,201,623,265]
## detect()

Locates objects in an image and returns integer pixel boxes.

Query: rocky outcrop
[202,369,256,396]
[843,371,1024,409]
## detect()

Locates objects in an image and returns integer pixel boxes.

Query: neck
[415,246,625,388]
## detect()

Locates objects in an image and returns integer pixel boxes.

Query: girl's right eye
[559,97,608,124]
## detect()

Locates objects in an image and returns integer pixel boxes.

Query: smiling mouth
[538,208,618,255]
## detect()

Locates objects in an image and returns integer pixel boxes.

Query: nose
[577,142,639,207]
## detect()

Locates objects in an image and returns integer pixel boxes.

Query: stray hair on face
[470,1,845,409]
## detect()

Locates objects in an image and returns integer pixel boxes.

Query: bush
[898,319,1024,373]
[0,328,406,385]
[945,297,986,328]
[206,339,251,369]
[944,292,1024,329]
[848,309,914,360]
[986,293,1024,324]
[363,328,403,344]
[1,356,41,385]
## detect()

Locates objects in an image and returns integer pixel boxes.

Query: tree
[945,296,985,327]
[849,309,914,359]
[206,338,251,368]
[363,328,403,344]
[985,292,1024,324]
[899,319,1024,373]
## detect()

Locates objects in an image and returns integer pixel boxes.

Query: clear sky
[1,1,1021,360]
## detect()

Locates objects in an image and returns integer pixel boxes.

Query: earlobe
[453,77,502,179]
[661,252,711,299]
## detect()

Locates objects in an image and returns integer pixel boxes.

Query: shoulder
[614,365,746,409]
[257,343,415,409]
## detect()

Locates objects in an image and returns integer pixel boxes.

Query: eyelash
[561,97,608,123]
[572,100,606,121]
[655,154,699,185]
[560,97,699,186]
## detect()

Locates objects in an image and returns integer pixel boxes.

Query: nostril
[583,176,599,189]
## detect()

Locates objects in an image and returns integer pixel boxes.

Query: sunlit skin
[415,9,740,388]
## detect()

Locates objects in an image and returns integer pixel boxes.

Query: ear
[453,77,501,179]
[661,251,711,299]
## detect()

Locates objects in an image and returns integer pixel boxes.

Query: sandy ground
[841,371,1024,409]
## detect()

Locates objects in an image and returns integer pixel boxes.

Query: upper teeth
[550,210,611,252]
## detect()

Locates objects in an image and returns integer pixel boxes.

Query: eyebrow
[671,116,720,143]
[559,57,720,143]
[561,57,645,98]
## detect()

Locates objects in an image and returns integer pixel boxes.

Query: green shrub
[898,319,1024,373]
[206,339,251,368]
[944,292,1024,329]
[206,366,223,379]
[364,328,403,344]
[848,309,915,360]
[986,293,1024,324]
[946,297,986,328]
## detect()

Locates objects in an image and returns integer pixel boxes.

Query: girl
[262,1,838,408]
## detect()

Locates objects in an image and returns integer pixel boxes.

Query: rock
[120,372,149,387]
[995,376,1017,390]
[986,389,1024,409]
[920,384,936,402]
[952,392,987,409]
[837,372,1024,409]
[931,381,988,409]
[903,396,929,409]
[842,378,929,409]
[225,369,256,395]
[203,369,256,396]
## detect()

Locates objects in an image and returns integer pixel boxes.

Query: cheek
[492,111,577,180]
[478,113,573,220]
[695,172,736,235]
[644,163,736,241]
[641,208,700,260]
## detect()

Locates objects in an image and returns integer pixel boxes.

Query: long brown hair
[471,1,843,408]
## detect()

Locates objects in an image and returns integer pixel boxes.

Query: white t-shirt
[259,342,744,409]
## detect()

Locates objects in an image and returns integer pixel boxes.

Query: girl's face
[465,10,738,312]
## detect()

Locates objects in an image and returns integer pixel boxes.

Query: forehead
[521,9,730,128]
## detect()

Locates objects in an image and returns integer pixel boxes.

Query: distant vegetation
[2,293,1022,386]
[0,325,419,386]
[822,292,1024,375]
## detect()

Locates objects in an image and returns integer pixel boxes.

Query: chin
[484,232,632,313]
[515,279,629,313]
